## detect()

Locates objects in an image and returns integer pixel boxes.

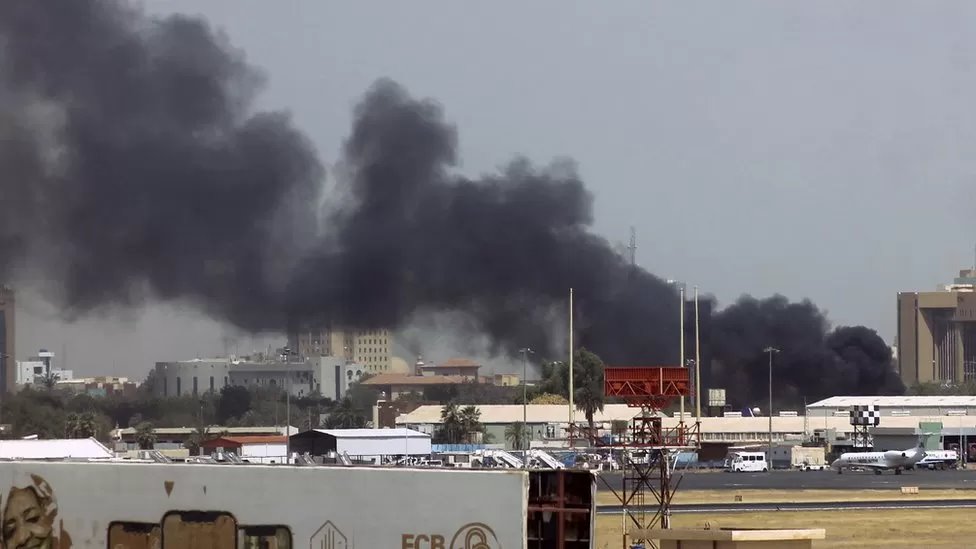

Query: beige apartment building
[288,326,392,373]
[898,269,976,386]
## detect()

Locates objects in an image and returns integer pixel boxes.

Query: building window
[192,377,198,395]
[209,376,214,392]
[163,377,168,397]
[239,526,292,549]
[176,377,181,397]
[224,376,228,387]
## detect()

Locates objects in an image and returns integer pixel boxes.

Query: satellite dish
[752,407,761,415]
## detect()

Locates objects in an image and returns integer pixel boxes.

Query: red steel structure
[598,366,700,549]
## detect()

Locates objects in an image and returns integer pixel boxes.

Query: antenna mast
[628,226,637,266]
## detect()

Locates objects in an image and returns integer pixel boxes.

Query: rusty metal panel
[162,512,236,549]
[108,522,161,549]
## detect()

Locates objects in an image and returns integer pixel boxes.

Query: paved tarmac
[597,469,976,491]
[596,499,976,514]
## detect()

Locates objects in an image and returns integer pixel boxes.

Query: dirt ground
[596,488,976,506]
[595,508,976,548]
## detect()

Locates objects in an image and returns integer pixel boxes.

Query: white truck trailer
[0,459,595,548]
[791,446,829,471]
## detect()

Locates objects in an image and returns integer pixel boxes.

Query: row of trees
[432,348,607,447]
[0,348,607,451]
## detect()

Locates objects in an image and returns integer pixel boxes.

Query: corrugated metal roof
[311,428,430,439]
[396,404,976,433]
[200,436,287,447]
[398,404,640,424]
[0,438,114,460]
[807,396,976,408]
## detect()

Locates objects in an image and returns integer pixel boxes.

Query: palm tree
[573,348,605,445]
[439,404,464,444]
[324,397,366,429]
[459,406,482,443]
[505,422,528,450]
[64,411,98,439]
[135,422,157,450]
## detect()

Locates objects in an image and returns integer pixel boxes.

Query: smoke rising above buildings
[0,0,902,403]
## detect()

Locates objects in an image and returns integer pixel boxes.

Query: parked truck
[792,445,829,471]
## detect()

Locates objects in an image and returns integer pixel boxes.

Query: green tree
[64,411,98,438]
[323,397,367,429]
[505,422,528,450]
[530,393,568,405]
[573,348,605,445]
[216,385,251,424]
[436,403,465,444]
[135,421,157,449]
[459,405,483,443]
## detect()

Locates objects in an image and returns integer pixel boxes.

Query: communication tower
[850,405,879,449]
[598,366,699,549]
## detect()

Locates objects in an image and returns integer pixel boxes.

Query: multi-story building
[898,268,976,386]
[154,356,365,401]
[287,326,391,373]
[0,286,14,393]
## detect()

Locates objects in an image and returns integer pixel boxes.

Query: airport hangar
[806,396,976,456]
[395,399,976,458]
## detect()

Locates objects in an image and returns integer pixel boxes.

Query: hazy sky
[19,1,976,376]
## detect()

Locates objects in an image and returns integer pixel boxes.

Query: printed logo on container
[311,521,349,549]
[450,523,499,549]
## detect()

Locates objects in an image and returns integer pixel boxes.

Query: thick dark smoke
[709,296,904,408]
[0,1,902,403]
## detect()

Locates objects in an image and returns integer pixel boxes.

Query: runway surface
[597,469,976,491]
[596,499,976,514]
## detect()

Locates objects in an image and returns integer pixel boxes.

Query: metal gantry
[597,366,700,549]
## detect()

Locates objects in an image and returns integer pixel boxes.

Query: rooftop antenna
[628,226,637,266]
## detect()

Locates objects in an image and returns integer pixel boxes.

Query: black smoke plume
[0,0,902,404]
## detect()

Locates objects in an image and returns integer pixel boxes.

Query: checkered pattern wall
[849,405,880,426]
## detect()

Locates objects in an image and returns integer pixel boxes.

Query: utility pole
[764,347,780,467]
[569,288,574,430]
[519,347,534,464]
[679,285,685,431]
[694,286,701,421]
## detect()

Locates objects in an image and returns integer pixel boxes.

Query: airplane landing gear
[874,469,882,475]
[895,468,902,475]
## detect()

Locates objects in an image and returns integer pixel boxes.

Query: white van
[726,451,769,472]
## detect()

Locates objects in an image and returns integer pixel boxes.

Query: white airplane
[831,439,926,475]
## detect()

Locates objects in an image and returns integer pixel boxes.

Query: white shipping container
[0,460,595,547]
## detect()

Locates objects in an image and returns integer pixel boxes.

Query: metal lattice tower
[598,367,700,549]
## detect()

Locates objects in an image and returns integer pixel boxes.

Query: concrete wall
[0,461,527,547]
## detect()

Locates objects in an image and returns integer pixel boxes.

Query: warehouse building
[289,428,431,462]
[806,396,976,418]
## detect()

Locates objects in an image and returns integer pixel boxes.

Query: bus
[725,451,769,472]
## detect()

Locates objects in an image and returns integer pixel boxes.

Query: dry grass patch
[596,488,976,506]
[595,508,975,548]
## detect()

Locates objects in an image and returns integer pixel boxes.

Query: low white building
[200,435,288,463]
[290,428,431,460]
[0,438,113,460]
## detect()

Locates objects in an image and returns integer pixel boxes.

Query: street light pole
[764,347,779,467]
[519,348,534,465]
